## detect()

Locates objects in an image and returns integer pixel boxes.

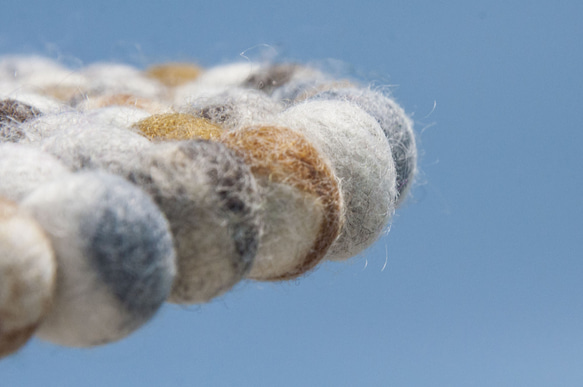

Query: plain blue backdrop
[1,1,582,386]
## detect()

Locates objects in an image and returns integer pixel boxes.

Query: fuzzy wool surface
[0,55,417,354]
[221,126,343,280]
[23,172,176,347]
[178,87,284,131]
[0,143,71,201]
[30,117,153,176]
[0,198,56,358]
[19,115,262,303]
[276,100,398,261]
[129,141,262,304]
[310,87,417,205]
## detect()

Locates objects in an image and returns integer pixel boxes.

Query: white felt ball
[80,63,165,100]
[16,111,92,143]
[0,198,56,358]
[0,56,88,103]
[0,143,70,201]
[194,62,261,88]
[32,120,153,176]
[84,106,151,130]
[23,172,176,347]
[276,100,398,261]
[0,55,86,90]
[172,62,261,104]
[310,87,417,205]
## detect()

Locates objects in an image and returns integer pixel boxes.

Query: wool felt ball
[276,100,398,261]
[84,106,151,130]
[221,126,343,280]
[0,198,56,358]
[0,56,62,81]
[76,93,169,114]
[15,111,91,143]
[0,143,70,201]
[80,63,165,100]
[134,113,223,141]
[241,63,298,94]
[146,63,203,87]
[22,172,176,347]
[0,55,87,97]
[32,120,153,176]
[194,62,261,88]
[172,62,261,104]
[179,88,284,131]
[0,92,66,116]
[0,99,42,142]
[0,99,42,125]
[310,88,417,205]
[127,141,262,304]
[271,77,355,105]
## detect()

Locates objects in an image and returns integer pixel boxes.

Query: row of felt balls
[0,56,417,358]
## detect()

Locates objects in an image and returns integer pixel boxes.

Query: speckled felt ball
[0,198,56,358]
[179,88,283,131]
[310,87,417,204]
[128,141,262,304]
[23,172,176,347]
[221,126,343,280]
[241,63,298,94]
[277,100,397,261]
[0,143,70,201]
[146,63,203,87]
[0,99,42,142]
[271,78,355,105]
[0,99,42,125]
[134,113,223,141]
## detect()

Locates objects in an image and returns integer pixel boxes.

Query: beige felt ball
[277,100,398,261]
[146,63,203,87]
[0,198,56,358]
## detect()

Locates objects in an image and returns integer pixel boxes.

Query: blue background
[1,1,582,386]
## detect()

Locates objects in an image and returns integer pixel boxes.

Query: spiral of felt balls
[0,55,417,357]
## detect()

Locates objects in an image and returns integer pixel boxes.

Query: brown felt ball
[0,99,42,125]
[221,126,343,281]
[146,63,203,87]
